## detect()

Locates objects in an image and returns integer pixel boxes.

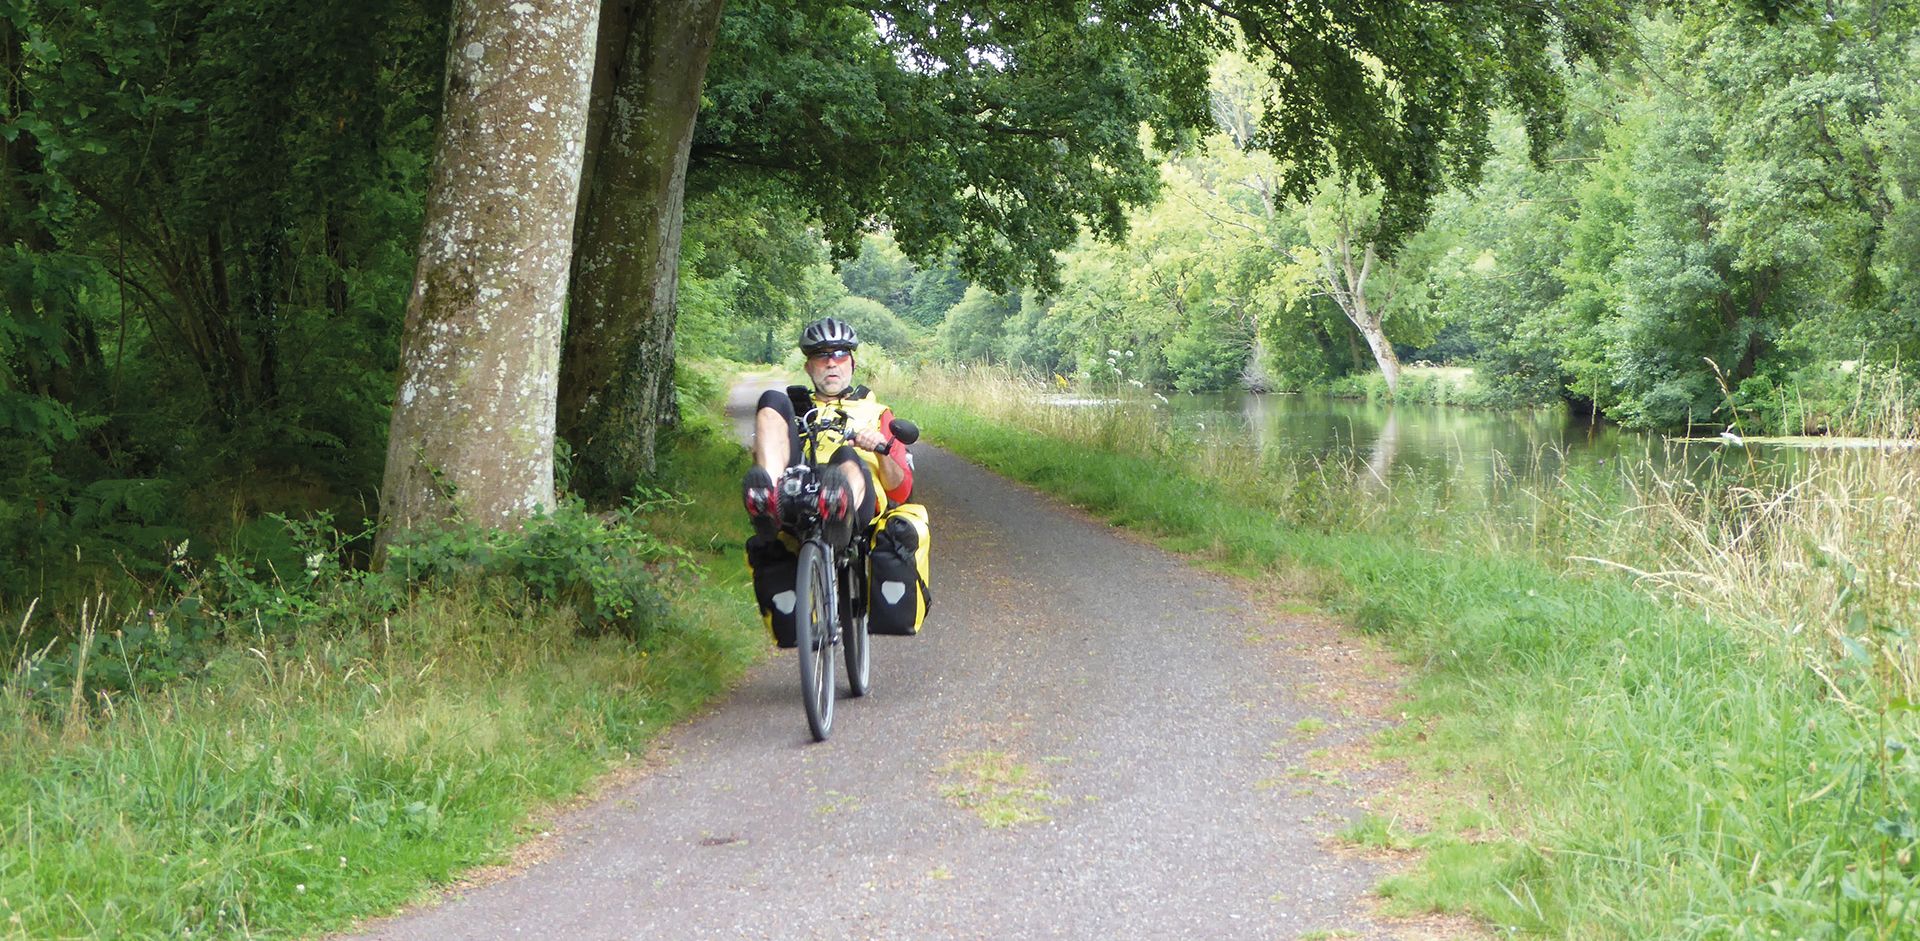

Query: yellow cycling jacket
[788,384,913,511]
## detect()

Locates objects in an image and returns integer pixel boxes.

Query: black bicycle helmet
[799,317,860,355]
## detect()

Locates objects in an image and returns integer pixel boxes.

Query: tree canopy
[695,0,1625,292]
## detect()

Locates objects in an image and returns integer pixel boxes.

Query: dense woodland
[3,0,1914,604]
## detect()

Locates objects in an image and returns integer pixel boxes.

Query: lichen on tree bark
[376,0,599,554]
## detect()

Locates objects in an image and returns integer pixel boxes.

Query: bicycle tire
[794,540,836,741]
[843,551,871,698]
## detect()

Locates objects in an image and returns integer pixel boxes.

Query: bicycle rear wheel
[843,552,870,698]
[794,540,837,741]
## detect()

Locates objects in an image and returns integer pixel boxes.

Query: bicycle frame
[781,406,876,741]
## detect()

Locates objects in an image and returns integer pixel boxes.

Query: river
[1084,392,1823,499]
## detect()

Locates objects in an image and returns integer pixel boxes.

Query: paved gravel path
[349,384,1406,940]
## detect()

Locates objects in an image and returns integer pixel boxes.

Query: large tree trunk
[376,0,599,554]
[557,0,727,505]
[1321,232,1401,394]
[574,0,637,253]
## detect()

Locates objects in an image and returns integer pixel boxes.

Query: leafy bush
[831,296,919,352]
[7,494,690,716]
[199,513,399,634]
[384,495,690,641]
[1321,367,1507,407]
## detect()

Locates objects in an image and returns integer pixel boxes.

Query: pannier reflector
[773,591,796,615]
[881,582,907,605]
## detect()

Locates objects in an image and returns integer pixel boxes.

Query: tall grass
[893,364,1920,939]
[0,415,765,940]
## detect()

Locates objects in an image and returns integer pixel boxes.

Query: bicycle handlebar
[800,409,920,452]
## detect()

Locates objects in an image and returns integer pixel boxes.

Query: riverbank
[0,408,767,939]
[1322,363,1493,407]
[891,365,1918,938]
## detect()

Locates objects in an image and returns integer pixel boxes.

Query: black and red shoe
[743,465,780,537]
[817,464,855,547]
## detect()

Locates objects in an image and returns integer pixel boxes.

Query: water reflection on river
[1100,392,1779,496]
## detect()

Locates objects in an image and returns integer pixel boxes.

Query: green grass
[1339,813,1420,852]
[0,413,767,940]
[937,749,1064,829]
[893,367,1920,939]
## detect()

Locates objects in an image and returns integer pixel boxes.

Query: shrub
[384,495,689,642]
[7,493,691,718]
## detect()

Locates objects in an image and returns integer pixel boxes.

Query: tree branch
[66,177,168,259]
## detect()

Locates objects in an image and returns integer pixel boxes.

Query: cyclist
[743,317,913,547]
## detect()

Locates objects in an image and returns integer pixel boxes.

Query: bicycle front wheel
[794,540,837,741]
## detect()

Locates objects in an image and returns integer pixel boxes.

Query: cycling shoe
[817,464,855,547]
[742,465,780,536]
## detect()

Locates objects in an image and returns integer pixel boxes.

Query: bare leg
[842,464,868,507]
[753,407,790,473]
[825,448,874,518]
[754,403,864,506]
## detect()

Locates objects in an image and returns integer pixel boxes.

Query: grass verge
[0,412,765,940]
[892,365,1919,939]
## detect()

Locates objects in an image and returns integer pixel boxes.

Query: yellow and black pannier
[745,532,800,648]
[867,503,931,635]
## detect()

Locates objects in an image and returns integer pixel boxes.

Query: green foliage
[2,0,444,602]
[385,497,688,643]
[697,0,1212,292]
[8,494,687,717]
[1323,367,1497,407]
[679,180,835,364]
[695,0,1607,296]
[837,232,972,330]
[838,233,914,311]
[1423,7,1920,428]
[911,10,1920,428]
[1164,324,1250,394]
[829,296,917,354]
[934,285,1024,367]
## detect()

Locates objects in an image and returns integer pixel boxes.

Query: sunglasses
[808,349,853,364]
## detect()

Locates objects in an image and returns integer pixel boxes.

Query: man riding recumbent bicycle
[742,317,932,741]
